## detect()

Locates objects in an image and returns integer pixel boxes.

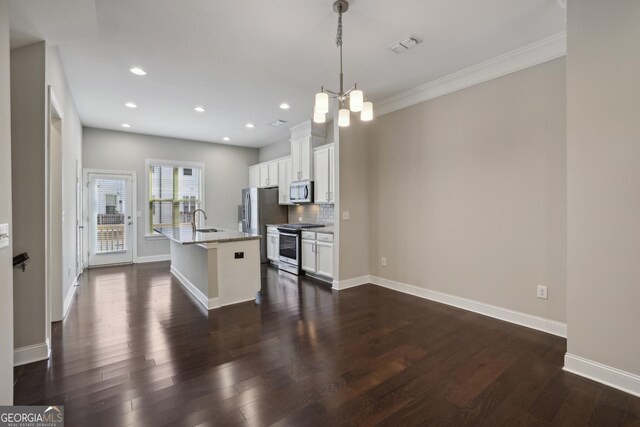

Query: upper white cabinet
[250,160,279,188]
[249,165,260,188]
[314,144,335,204]
[278,157,293,205]
[291,136,312,182]
[268,161,279,187]
[289,120,326,182]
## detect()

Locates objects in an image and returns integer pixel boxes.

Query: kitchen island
[154,226,261,310]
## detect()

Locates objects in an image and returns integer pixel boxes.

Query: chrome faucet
[191,209,207,232]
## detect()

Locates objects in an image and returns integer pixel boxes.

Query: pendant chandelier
[313,0,373,127]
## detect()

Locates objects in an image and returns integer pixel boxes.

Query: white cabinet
[259,164,269,187]
[301,232,334,279]
[268,161,279,187]
[291,136,312,181]
[251,160,279,188]
[301,238,316,273]
[266,232,279,262]
[316,241,334,278]
[313,144,335,204]
[249,165,260,188]
[278,157,293,205]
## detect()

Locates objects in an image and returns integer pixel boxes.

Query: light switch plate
[0,223,9,249]
[342,211,350,220]
[137,211,142,218]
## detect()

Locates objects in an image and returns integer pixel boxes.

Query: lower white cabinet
[266,232,279,262]
[316,241,334,278]
[301,232,333,279]
[301,238,316,273]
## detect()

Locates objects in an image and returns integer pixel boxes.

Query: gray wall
[47,45,83,319]
[10,41,83,351]
[258,139,290,163]
[11,42,47,349]
[338,121,371,280]
[0,0,14,405]
[567,0,640,375]
[367,58,567,322]
[83,127,259,258]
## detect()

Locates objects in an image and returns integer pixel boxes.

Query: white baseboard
[564,353,640,398]
[136,254,171,264]
[332,275,371,291]
[368,275,567,338]
[62,276,79,318]
[14,340,50,367]
[170,265,219,310]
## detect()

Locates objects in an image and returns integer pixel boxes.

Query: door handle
[78,225,85,229]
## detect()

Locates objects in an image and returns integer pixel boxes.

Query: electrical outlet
[537,285,548,299]
[342,211,350,220]
[298,217,303,222]
[0,223,8,249]
[381,257,387,266]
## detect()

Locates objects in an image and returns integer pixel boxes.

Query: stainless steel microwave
[290,180,313,204]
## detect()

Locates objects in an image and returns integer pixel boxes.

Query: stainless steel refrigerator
[241,187,288,263]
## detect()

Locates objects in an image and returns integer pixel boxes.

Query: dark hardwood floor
[13,262,640,426]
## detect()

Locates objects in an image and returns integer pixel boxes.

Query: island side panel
[169,240,213,309]
[215,239,261,306]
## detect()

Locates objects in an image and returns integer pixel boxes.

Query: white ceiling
[8,0,566,148]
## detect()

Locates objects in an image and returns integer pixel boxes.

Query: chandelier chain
[336,12,343,47]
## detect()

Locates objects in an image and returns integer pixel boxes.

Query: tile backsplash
[288,204,334,225]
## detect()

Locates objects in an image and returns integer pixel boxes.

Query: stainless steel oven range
[277,223,324,275]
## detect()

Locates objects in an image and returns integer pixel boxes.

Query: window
[146,160,204,235]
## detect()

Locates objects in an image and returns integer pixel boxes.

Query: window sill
[145,234,168,240]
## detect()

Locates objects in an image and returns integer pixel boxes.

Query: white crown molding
[564,353,640,398]
[14,340,50,367]
[62,276,79,319]
[369,275,567,338]
[376,31,567,116]
[332,275,371,291]
[170,265,219,310]
[136,254,171,264]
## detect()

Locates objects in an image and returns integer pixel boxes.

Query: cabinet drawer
[316,233,333,243]
[301,231,316,240]
[267,226,279,234]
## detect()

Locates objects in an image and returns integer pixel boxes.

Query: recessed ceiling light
[129,67,146,76]
[223,137,230,141]
[125,102,137,108]
[246,123,254,128]
[279,103,290,110]
[121,123,131,128]
[194,106,206,113]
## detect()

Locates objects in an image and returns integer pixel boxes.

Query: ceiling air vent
[389,35,422,54]
[269,120,288,127]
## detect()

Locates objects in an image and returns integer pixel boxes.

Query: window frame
[145,158,205,238]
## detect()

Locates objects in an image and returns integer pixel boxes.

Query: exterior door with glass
[87,173,134,266]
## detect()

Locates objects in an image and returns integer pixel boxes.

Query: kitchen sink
[196,228,220,233]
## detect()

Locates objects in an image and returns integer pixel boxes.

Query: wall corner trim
[332,275,371,291]
[376,31,567,116]
[564,353,640,398]
[62,276,79,319]
[14,340,50,367]
[170,265,219,310]
[369,275,567,338]
[136,254,171,264]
